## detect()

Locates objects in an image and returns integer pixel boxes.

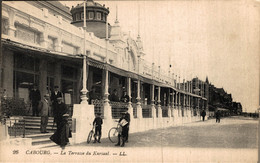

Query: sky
[62,0,260,112]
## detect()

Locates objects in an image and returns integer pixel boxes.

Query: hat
[57,97,62,100]
[63,114,69,117]
[44,94,50,97]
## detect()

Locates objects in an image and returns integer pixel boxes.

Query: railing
[161,106,169,117]
[109,101,129,119]
[6,118,25,138]
[141,104,152,118]
[92,100,104,119]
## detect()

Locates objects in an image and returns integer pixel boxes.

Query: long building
[1,1,211,143]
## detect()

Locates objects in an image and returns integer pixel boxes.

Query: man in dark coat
[201,110,206,121]
[51,86,62,117]
[115,111,130,147]
[29,85,41,116]
[110,89,120,102]
[216,110,221,123]
[93,113,103,143]
[120,91,130,103]
[53,97,67,129]
[50,113,71,149]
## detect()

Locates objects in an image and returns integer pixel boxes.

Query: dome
[70,0,111,39]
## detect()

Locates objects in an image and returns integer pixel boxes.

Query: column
[157,86,162,118]
[136,80,142,118]
[39,60,47,98]
[2,51,13,97]
[8,9,16,38]
[151,84,156,118]
[171,90,175,117]
[54,62,61,88]
[167,88,171,117]
[127,77,133,118]
[102,69,112,120]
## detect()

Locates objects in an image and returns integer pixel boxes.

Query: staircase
[22,116,72,149]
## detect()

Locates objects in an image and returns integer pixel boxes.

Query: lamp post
[80,0,88,104]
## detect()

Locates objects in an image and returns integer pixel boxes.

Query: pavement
[1,116,258,162]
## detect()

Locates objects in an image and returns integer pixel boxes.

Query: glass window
[76,13,80,21]
[13,71,39,101]
[96,12,101,20]
[15,25,40,44]
[2,18,8,35]
[81,12,84,20]
[48,36,55,50]
[14,53,39,72]
[88,12,94,20]
[62,65,78,80]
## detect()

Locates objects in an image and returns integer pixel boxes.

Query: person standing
[89,86,99,104]
[93,113,103,143]
[124,109,130,143]
[110,89,120,102]
[39,94,50,133]
[51,86,62,117]
[216,110,221,123]
[50,98,70,149]
[29,85,41,116]
[50,113,71,149]
[115,112,130,147]
[120,91,130,103]
[201,110,206,121]
[53,97,68,129]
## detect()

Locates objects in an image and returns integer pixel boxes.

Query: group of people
[29,85,71,149]
[92,108,130,147]
[201,110,221,123]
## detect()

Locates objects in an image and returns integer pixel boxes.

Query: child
[93,113,103,143]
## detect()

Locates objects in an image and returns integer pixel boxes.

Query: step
[25,126,57,130]
[32,138,53,145]
[35,143,59,149]
[26,132,53,139]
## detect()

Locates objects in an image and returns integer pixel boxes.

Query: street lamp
[80,0,88,104]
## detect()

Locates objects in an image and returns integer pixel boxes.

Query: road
[2,116,257,162]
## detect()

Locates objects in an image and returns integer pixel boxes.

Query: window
[88,12,94,20]
[81,12,84,20]
[62,65,78,80]
[96,12,101,20]
[76,13,80,21]
[15,24,40,44]
[48,36,55,50]
[2,18,8,35]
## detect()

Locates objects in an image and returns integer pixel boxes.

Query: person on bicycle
[93,112,103,143]
[115,112,129,147]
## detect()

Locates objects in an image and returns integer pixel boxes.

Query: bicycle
[87,125,95,144]
[108,121,122,143]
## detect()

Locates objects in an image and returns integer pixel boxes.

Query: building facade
[1,1,212,142]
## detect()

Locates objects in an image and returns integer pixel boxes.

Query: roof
[47,1,71,15]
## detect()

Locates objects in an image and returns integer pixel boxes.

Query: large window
[2,18,8,35]
[13,53,40,100]
[15,24,40,44]
[88,12,94,20]
[76,13,80,21]
[96,12,101,20]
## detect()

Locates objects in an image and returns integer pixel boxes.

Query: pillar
[102,69,112,120]
[157,86,162,118]
[2,50,13,97]
[54,62,61,88]
[136,79,142,118]
[127,77,133,118]
[39,60,47,97]
[151,84,156,118]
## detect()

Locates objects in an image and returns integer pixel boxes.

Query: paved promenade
[1,116,258,162]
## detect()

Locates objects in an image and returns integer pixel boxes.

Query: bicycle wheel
[87,130,93,143]
[108,127,119,143]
